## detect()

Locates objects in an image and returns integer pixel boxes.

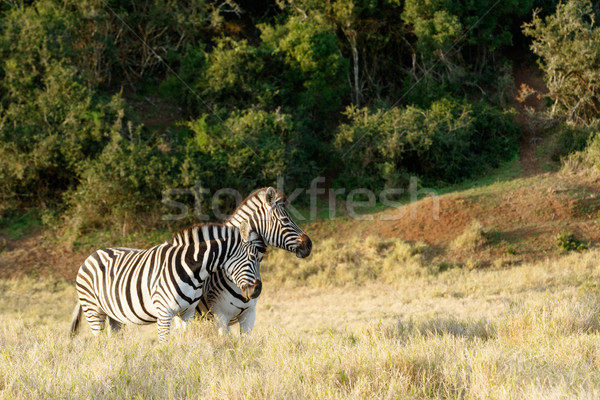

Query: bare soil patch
[0,229,88,280]
[336,173,600,267]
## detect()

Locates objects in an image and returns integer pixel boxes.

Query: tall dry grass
[261,235,430,287]
[2,241,600,399]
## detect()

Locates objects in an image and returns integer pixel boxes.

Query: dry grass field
[2,168,600,399]
[2,242,600,399]
[4,3,600,397]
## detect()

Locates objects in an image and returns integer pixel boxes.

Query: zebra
[70,221,264,343]
[192,186,312,334]
[226,187,312,259]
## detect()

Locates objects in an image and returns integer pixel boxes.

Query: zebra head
[226,221,265,302]
[228,187,312,259]
[258,187,312,258]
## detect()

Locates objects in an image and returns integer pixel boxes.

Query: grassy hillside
[2,248,600,398]
[2,147,600,398]
[4,2,600,397]
[2,160,599,281]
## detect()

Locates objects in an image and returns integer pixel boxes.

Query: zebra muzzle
[241,279,262,301]
[295,234,312,258]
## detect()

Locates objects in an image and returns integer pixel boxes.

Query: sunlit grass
[261,235,430,288]
[2,246,600,398]
[450,220,488,252]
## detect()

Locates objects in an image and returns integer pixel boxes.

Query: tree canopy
[3,0,598,233]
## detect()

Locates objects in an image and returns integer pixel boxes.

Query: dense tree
[334,97,520,189]
[523,0,600,124]
[3,0,575,231]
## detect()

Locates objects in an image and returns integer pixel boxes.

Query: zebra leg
[157,313,174,343]
[237,307,256,336]
[214,314,231,335]
[81,305,107,336]
[108,317,122,334]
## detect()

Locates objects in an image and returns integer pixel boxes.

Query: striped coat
[195,187,312,334]
[71,222,262,342]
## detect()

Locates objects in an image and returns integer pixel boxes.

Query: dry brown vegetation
[2,137,600,398]
[2,246,600,398]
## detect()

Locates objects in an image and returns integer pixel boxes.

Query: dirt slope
[2,169,599,280]
[342,173,600,267]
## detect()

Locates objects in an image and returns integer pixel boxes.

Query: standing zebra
[194,187,312,334]
[70,221,263,342]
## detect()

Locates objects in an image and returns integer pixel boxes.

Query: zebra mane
[171,222,267,252]
[226,187,288,223]
[171,223,235,245]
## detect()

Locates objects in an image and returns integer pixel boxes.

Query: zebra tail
[70,301,82,337]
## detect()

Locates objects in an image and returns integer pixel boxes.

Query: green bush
[555,232,587,253]
[260,14,349,119]
[547,123,596,162]
[402,0,534,105]
[196,37,281,112]
[64,125,176,236]
[523,0,600,124]
[562,128,600,174]
[0,2,128,203]
[172,14,348,126]
[334,97,520,189]
[73,0,214,89]
[180,108,293,193]
[158,43,207,112]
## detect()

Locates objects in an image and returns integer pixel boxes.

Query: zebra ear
[239,221,251,242]
[265,187,277,207]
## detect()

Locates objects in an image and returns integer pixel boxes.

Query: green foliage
[64,125,176,236]
[0,2,128,203]
[181,109,293,191]
[260,14,349,118]
[327,0,408,105]
[403,1,464,57]
[334,97,520,189]
[562,128,600,173]
[73,0,214,89]
[555,232,587,253]
[166,12,348,121]
[546,123,595,162]
[402,0,534,104]
[523,0,600,124]
[0,209,41,240]
[158,43,207,111]
[0,0,538,234]
[193,36,284,114]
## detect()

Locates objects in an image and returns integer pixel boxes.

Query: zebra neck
[171,224,238,276]
[226,189,267,226]
[224,217,268,255]
[227,210,272,249]
[173,224,237,246]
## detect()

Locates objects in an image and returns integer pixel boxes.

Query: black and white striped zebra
[194,187,311,334]
[227,187,312,258]
[70,221,264,342]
